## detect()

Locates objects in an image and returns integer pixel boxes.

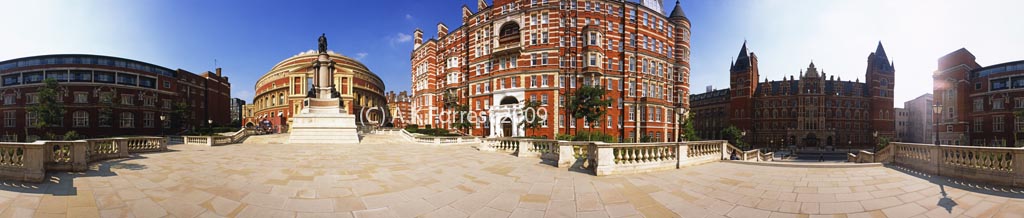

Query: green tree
[566,85,612,140]
[170,101,190,133]
[518,100,544,137]
[721,126,747,149]
[875,136,891,150]
[27,78,65,139]
[682,113,701,141]
[97,92,118,128]
[450,104,473,135]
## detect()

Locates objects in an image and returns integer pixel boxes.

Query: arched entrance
[501,117,513,137]
[803,133,820,147]
[500,96,519,105]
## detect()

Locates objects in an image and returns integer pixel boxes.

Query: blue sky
[1,0,1022,107]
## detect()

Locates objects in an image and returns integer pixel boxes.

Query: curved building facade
[243,50,386,131]
[0,54,232,142]
[411,0,692,142]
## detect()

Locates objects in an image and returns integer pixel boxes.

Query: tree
[27,78,65,139]
[721,126,746,149]
[449,104,473,135]
[566,85,612,138]
[518,100,544,138]
[170,101,190,134]
[875,136,891,150]
[682,113,701,141]
[97,92,118,129]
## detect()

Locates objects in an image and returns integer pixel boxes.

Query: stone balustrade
[0,136,167,183]
[398,129,481,145]
[477,138,763,176]
[852,142,1024,187]
[183,129,253,146]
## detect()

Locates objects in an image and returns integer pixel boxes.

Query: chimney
[437,23,449,39]
[216,68,222,77]
[413,29,424,49]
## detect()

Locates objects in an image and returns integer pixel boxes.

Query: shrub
[556,134,574,141]
[63,131,83,140]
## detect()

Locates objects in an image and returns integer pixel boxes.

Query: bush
[556,134,574,141]
[406,124,418,129]
[63,131,83,140]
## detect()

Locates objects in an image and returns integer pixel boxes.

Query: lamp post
[872,131,879,162]
[207,119,213,135]
[741,130,747,150]
[159,115,167,136]
[933,104,943,177]
[678,108,688,142]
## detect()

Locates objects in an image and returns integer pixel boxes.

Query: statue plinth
[287,35,360,144]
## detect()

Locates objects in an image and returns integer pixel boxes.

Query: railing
[0,136,168,183]
[394,129,481,145]
[476,138,763,176]
[182,129,253,146]
[852,142,1024,187]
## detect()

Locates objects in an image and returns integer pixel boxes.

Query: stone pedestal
[287,98,360,144]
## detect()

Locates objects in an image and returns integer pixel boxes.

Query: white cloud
[354,52,368,60]
[389,33,413,47]
[405,14,414,20]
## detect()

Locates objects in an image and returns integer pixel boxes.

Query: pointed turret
[669,0,688,20]
[731,41,751,72]
[874,41,888,60]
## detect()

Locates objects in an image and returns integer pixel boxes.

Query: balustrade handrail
[0,136,168,183]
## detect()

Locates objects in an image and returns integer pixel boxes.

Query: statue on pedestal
[318,33,328,54]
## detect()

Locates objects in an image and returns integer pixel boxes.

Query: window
[994,98,1005,110]
[3,111,14,127]
[1017,116,1024,133]
[74,92,88,103]
[144,112,155,128]
[994,115,1005,132]
[121,95,133,105]
[3,94,13,105]
[26,111,36,127]
[974,98,984,112]
[74,111,89,127]
[144,97,156,107]
[629,107,635,121]
[542,75,549,87]
[974,119,983,133]
[120,112,134,128]
[26,93,39,104]
[541,95,549,105]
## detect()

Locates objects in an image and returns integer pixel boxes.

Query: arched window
[120,112,134,128]
[279,94,285,105]
[74,111,89,127]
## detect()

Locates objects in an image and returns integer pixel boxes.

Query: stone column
[677,143,689,168]
[22,144,46,183]
[557,141,575,168]
[595,143,615,176]
[71,141,89,172]
[517,140,536,158]
[116,139,129,157]
[1014,149,1024,186]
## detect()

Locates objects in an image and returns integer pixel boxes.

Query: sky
[1,0,1022,107]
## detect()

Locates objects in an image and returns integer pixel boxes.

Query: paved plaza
[1,135,1023,218]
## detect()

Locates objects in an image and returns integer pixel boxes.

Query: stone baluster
[1014,149,1024,186]
[677,143,689,168]
[22,144,45,183]
[517,140,536,157]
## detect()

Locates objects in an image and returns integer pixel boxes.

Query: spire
[670,0,687,19]
[731,41,751,72]
[875,41,888,59]
[809,61,815,69]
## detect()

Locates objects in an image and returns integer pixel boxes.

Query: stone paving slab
[0,134,1022,217]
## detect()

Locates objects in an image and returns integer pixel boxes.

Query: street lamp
[933,104,943,177]
[159,115,167,136]
[741,130,747,149]
[678,108,688,142]
[872,131,879,162]
[207,119,213,134]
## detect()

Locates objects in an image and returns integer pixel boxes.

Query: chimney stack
[216,68,222,77]
[413,29,424,49]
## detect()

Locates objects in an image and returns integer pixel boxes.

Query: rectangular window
[121,112,134,128]
[542,75,549,87]
[974,98,984,112]
[994,98,1005,110]
[26,111,36,127]
[121,95,133,105]
[995,115,1005,132]
[3,94,14,105]
[542,95,549,105]
[26,93,39,104]
[542,53,549,65]
[144,112,154,128]
[3,111,14,127]
[74,111,89,127]
[74,92,88,103]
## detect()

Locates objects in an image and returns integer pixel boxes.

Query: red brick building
[0,54,231,142]
[934,48,1024,146]
[689,42,896,149]
[386,91,412,128]
[411,0,692,142]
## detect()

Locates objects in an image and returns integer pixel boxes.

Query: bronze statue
[318,33,328,53]
[306,85,317,98]
[330,84,341,98]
